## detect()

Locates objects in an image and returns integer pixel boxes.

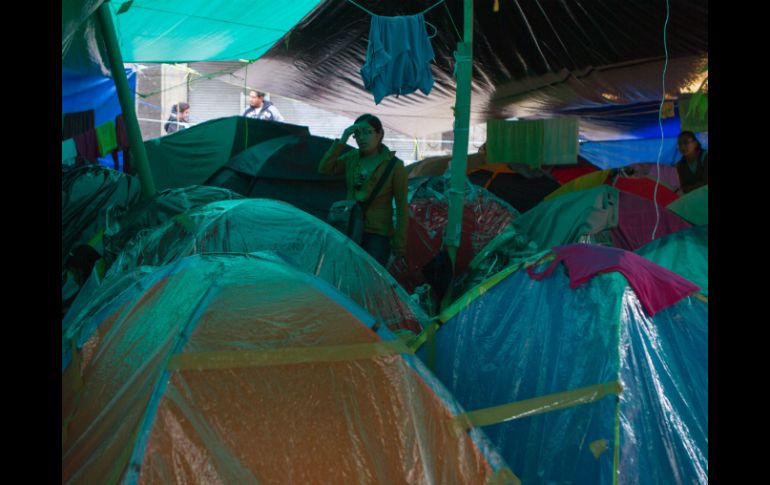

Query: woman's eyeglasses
[353,129,376,138]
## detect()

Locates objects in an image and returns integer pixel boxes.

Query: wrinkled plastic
[387,176,518,295]
[426,262,707,484]
[62,165,141,265]
[636,225,708,295]
[102,185,244,263]
[109,198,426,334]
[225,2,707,137]
[62,254,513,484]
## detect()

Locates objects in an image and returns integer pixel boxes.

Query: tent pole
[96,1,156,200]
[444,0,474,269]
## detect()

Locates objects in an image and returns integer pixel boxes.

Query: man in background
[243,90,285,122]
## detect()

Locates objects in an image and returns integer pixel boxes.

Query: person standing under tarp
[319,114,408,266]
[243,90,285,122]
[675,131,708,194]
[164,102,190,134]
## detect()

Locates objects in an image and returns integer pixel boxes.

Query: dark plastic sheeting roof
[220,0,707,137]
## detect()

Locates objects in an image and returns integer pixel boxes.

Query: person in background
[675,131,708,194]
[164,102,190,134]
[319,114,408,266]
[242,90,285,122]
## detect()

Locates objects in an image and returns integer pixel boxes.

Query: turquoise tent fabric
[425,260,708,484]
[635,225,708,295]
[667,185,708,226]
[64,0,323,64]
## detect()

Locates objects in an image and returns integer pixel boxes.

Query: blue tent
[421,250,707,484]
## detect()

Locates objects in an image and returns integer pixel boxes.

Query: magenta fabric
[527,243,699,316]
[609,191,692,251]
[115,115,130,150]
[73,129,99,165]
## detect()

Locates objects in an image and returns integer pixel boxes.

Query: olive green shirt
[319,140,409,254]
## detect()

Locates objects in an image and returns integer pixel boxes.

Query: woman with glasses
[319,114,409,266]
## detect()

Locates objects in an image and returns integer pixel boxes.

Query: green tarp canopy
[63,0,323,69]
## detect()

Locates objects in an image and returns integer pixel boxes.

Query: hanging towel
[74,129,99,165]
[95,120,118,157]
[360,13,435,104]
[62,110,95,140]
[62,138,77,166]
[487,119,545,167]
[542,117,579,165]
[115,115,130,150]
[527,243,699,316]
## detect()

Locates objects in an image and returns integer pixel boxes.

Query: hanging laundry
[114,115,132,173]
[360,13,435,104]
[487,119,544,168]
[527,243,699,316]
[74,130,99,165]
[115,115,130,150]
[62,138,77,167]
[542,117,579,165]
[62,110,95,139]
[95,120,118,157]
[488,117,579,167]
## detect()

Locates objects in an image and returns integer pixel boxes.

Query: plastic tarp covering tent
[62,253,517,484]
[102,185,244,263]
[205,134,352,220]
[221,1,707,137]
[453,185,694,299]
[62,165,141,264]
[144,117,309,190]
[636,225,708,295]
[388,176,519,294]
[425,259,707,484]
[108,198,426,335]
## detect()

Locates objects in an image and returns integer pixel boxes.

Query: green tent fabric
[514,185,619,252]
[144,116,309,190]
[667,185,707,225]
[64,0,322,65]
[635,225,708,295]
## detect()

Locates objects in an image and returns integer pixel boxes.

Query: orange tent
[62,254,517,484]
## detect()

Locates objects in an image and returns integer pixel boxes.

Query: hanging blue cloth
[360,13,435,104]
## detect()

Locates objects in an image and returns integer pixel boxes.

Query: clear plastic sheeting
[425,262,707,484]
[62,165,142,265]
[62,254,514,484]
[110,198,426,334]
[387,176,519,294]
[635,225,708,295]
[102,185,244,264]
